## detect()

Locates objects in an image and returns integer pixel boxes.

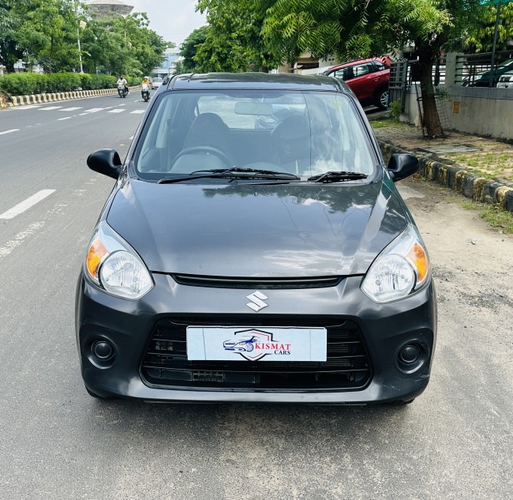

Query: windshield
[134,89,375,180]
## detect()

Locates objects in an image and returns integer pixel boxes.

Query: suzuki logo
[246,291,269,312]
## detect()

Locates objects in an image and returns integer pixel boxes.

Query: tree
[464,2,513,52]
[16,0,79,72]
[192,0,280,72]
[0,0,169,77]
[263,0,484,137]
[0,1,24,72]
[180,26,209,72]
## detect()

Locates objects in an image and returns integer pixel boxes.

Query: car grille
[171,274,342,289]
[141,316,372,391]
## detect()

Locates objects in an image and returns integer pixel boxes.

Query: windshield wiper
[192,167,301,180]
[158,167,300,184]
[307,171,368,183]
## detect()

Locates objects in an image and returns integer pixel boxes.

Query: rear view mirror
[387,153,419,182]
[87,149,122,179]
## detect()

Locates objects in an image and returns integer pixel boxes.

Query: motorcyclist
[141,76,151,101]
[141,76,151,89]
[116,75,128,94]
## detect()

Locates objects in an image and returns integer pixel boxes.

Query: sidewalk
[372,120,513,213]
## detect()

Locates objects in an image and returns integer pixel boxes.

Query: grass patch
[479,204,513,233]
[457,199,513,233]
[445,150,513,183]
[370,119,410,130]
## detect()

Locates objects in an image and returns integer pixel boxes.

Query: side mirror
[387,153,419,182]
[87,149,122,179]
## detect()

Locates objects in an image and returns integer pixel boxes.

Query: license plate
[187,327,327,362]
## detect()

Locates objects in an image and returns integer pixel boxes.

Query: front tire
[375,87,389,109]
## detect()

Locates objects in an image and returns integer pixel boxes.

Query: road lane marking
[58,117,72,121]
[130,110,145,114]
[39,106,63,111]
[0,189,56,220]
[0,221,46,259]
[16,105,41,110]
[84,107,105,113]
[108,109,126,113]
[59,107,83,112]
[0,129,20,136]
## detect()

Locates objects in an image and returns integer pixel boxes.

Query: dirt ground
[399,175,513,324]
[373,122,513,186]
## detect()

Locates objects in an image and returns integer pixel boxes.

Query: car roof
[326,57,389,71]
[167,72,351,93]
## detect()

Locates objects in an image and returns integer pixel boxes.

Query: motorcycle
[141,83,150,102]
[117,83,128,98]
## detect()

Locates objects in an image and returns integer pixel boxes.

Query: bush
[0,72,118,96]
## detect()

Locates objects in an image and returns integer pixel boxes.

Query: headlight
[85,222,153,300]
[361,225,430,303]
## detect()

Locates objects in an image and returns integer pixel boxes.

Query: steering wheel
[171,146,232,169]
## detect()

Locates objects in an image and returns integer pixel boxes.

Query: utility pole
[489,0,503,87]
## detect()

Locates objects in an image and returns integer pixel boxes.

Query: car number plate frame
[187,326,327,362]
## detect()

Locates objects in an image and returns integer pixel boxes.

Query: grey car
[76,72,436,404]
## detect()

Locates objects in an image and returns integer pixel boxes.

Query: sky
[119,0,206,47]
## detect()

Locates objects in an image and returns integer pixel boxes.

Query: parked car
[77,72,436,404]
[497,70,513,89]
[463,59,513,87]
[323,57,391,109]
[151,77,163,89]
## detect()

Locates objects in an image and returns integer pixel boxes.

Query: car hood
[106,178,409,277]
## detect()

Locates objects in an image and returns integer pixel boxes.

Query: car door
[330,62,377,103]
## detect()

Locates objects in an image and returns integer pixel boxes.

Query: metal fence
[454,50,513,86]
[389,57,447,111]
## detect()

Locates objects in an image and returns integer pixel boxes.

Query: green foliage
[180,27,209,72]
[0,1,170,76]
[389,99,402,121]
[191,0,281,73]
[464,3,513,52]
[0,72,117,95]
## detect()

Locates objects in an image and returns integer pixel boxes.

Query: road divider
[1,87,140,108]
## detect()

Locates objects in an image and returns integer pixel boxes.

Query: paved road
[0,98,512,499]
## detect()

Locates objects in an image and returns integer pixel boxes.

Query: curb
[2,87,140,108]
[379,140,513,214]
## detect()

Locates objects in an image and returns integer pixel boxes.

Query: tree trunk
[418,49,444,138]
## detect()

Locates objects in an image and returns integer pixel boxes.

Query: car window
[332,66,354,81]
[353,63,374,77]
[134,90,375,179]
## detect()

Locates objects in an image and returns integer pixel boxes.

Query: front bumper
[75,273,436,403]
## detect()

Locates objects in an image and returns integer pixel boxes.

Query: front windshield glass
[134,89,375,180]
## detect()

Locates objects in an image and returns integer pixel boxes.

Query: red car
[323,57,390,109]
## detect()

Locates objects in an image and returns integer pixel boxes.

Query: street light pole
[489,0,502,87]
[77,28,84,74]
[75,2,85,74]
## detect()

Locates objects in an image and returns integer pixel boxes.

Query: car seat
[171,113,233,172]
[270,115,311,175]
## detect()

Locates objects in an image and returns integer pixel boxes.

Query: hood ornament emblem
[246,291,269,312]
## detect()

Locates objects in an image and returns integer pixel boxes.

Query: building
[88,0,134,17]
[153,48,183,78]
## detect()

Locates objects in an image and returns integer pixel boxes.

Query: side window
[373,62,386,72]
[331,66,355,81]
[353,63,372,78]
